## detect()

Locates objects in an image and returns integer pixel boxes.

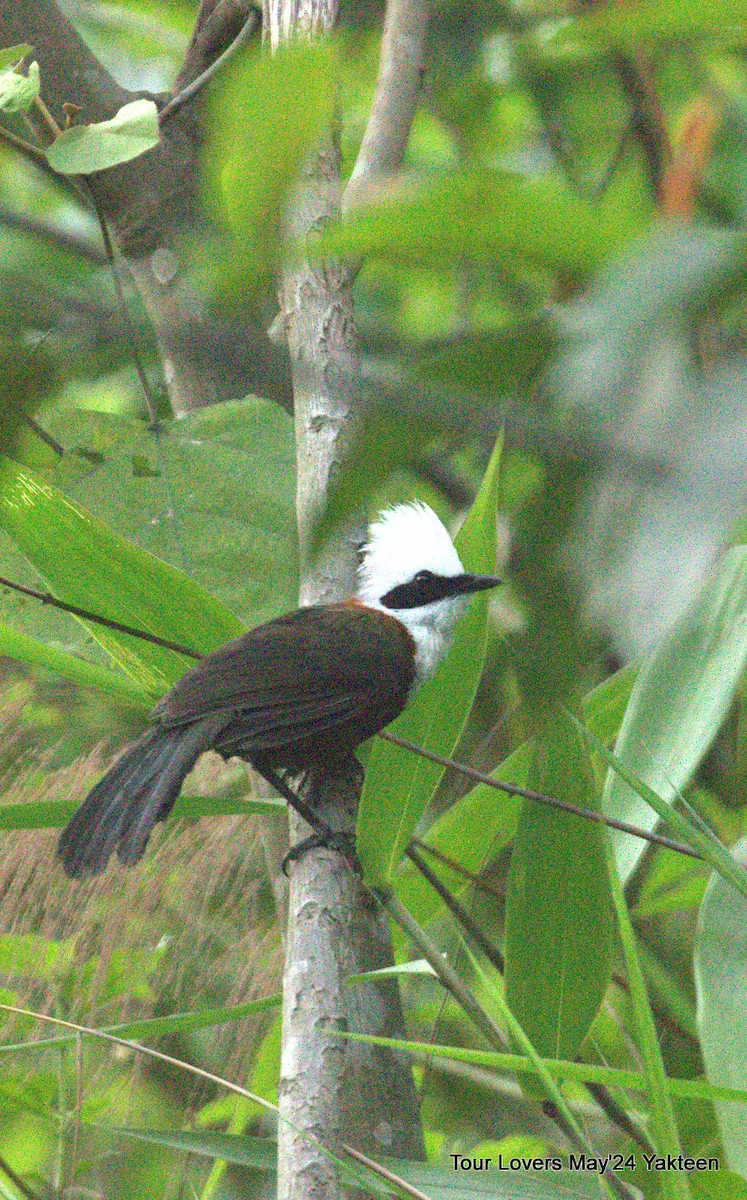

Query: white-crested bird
[58,502,500,878]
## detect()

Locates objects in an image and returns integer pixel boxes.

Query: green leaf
[345,960,437,985]
[345,1031,747,1109]
[604,837,690,1200]
[17,399,298,631]
[394,665,636,929]
[375,1159,603,1199]
[568,0,747,45]
[602,547,747,883]
[504,706,613,1060]
[0,620,149,708]
[0,932,75,980]
[0,60,39,113]
[208,41,335,291]
[45,98,160,174]
[695,836,747,1176]
[104,1128,276,1170]
[0,455,244,698]
[321,169,646,275]
[0,789,283,832]
[691,1173,747,1200]
[357,432,502,884]
[0,995,281,1052]
[577,715,747,903]
[0,46,34,72]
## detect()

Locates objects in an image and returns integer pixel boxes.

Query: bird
[58,502,500,878]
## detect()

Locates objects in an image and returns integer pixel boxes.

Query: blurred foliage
[3,0,747,1197]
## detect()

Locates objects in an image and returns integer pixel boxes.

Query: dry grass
[0,692,284,1099]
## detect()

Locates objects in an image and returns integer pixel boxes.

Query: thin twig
[406,846,655,1154]
[341,1144,434,1200]
[72,1031,84,1186]
[411,837,504,899]
[380,730,702,861]
[159,9,260,125]
[33,93,63,139]
[21,414,65,456]
[83,185,162,424]
[0,1003,385,1197]
[0,574,203,659]
[0,122,46,158]
[405,841,505,973]
[0,568,695,867]
[378,889,509,1052]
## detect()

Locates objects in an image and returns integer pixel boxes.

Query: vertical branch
[269,0,427,1195]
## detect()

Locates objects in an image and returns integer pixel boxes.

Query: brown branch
[84,183,163,424]
[380,730,702,861]
[406,841,505,973]
[0,121,45,159]
[343,0,430,214]
[405,842,656,1156]
[175,0,257,93]
[614,50,671,202]
[159,7,260,125]
[0,575,203,660]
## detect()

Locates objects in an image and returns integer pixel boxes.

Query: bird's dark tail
[58,714,226,878]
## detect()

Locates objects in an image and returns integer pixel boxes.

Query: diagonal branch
[159,7,260,125]
[381,731,702,860]
[343,0,429,214]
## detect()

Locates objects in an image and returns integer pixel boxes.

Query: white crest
[357,502,469,683]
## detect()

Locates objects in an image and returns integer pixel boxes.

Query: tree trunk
[269,5,424,1198]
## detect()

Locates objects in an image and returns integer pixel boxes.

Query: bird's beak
[452,573,502,596]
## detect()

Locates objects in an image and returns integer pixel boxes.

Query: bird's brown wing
[152,603,416,745]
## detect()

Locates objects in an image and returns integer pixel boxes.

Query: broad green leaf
[0,46,34,72]
[550,227,747,424]
[504,706,613,1060]
[0,620,148,709]
[208,41,335,291]
[321,169,646,275]
[0,61,39,113]
[567,0,747,45]
[395,665,636,928]
[45,98,160,174]
[695,836,747,1176]
[357,431,502,884]
[579,716,747,903]
[0,456,244,698]
[105,1128,605,1198]
[372,1160,603,1200]
[603,547,747,883]
[691,1174,747,1200]
[16,398,298,630]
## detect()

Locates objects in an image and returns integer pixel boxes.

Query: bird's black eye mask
[380,570,500,610]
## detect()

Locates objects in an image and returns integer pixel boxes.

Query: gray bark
[270,3,425,1197]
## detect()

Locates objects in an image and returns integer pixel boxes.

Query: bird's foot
[282,830,360,875]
